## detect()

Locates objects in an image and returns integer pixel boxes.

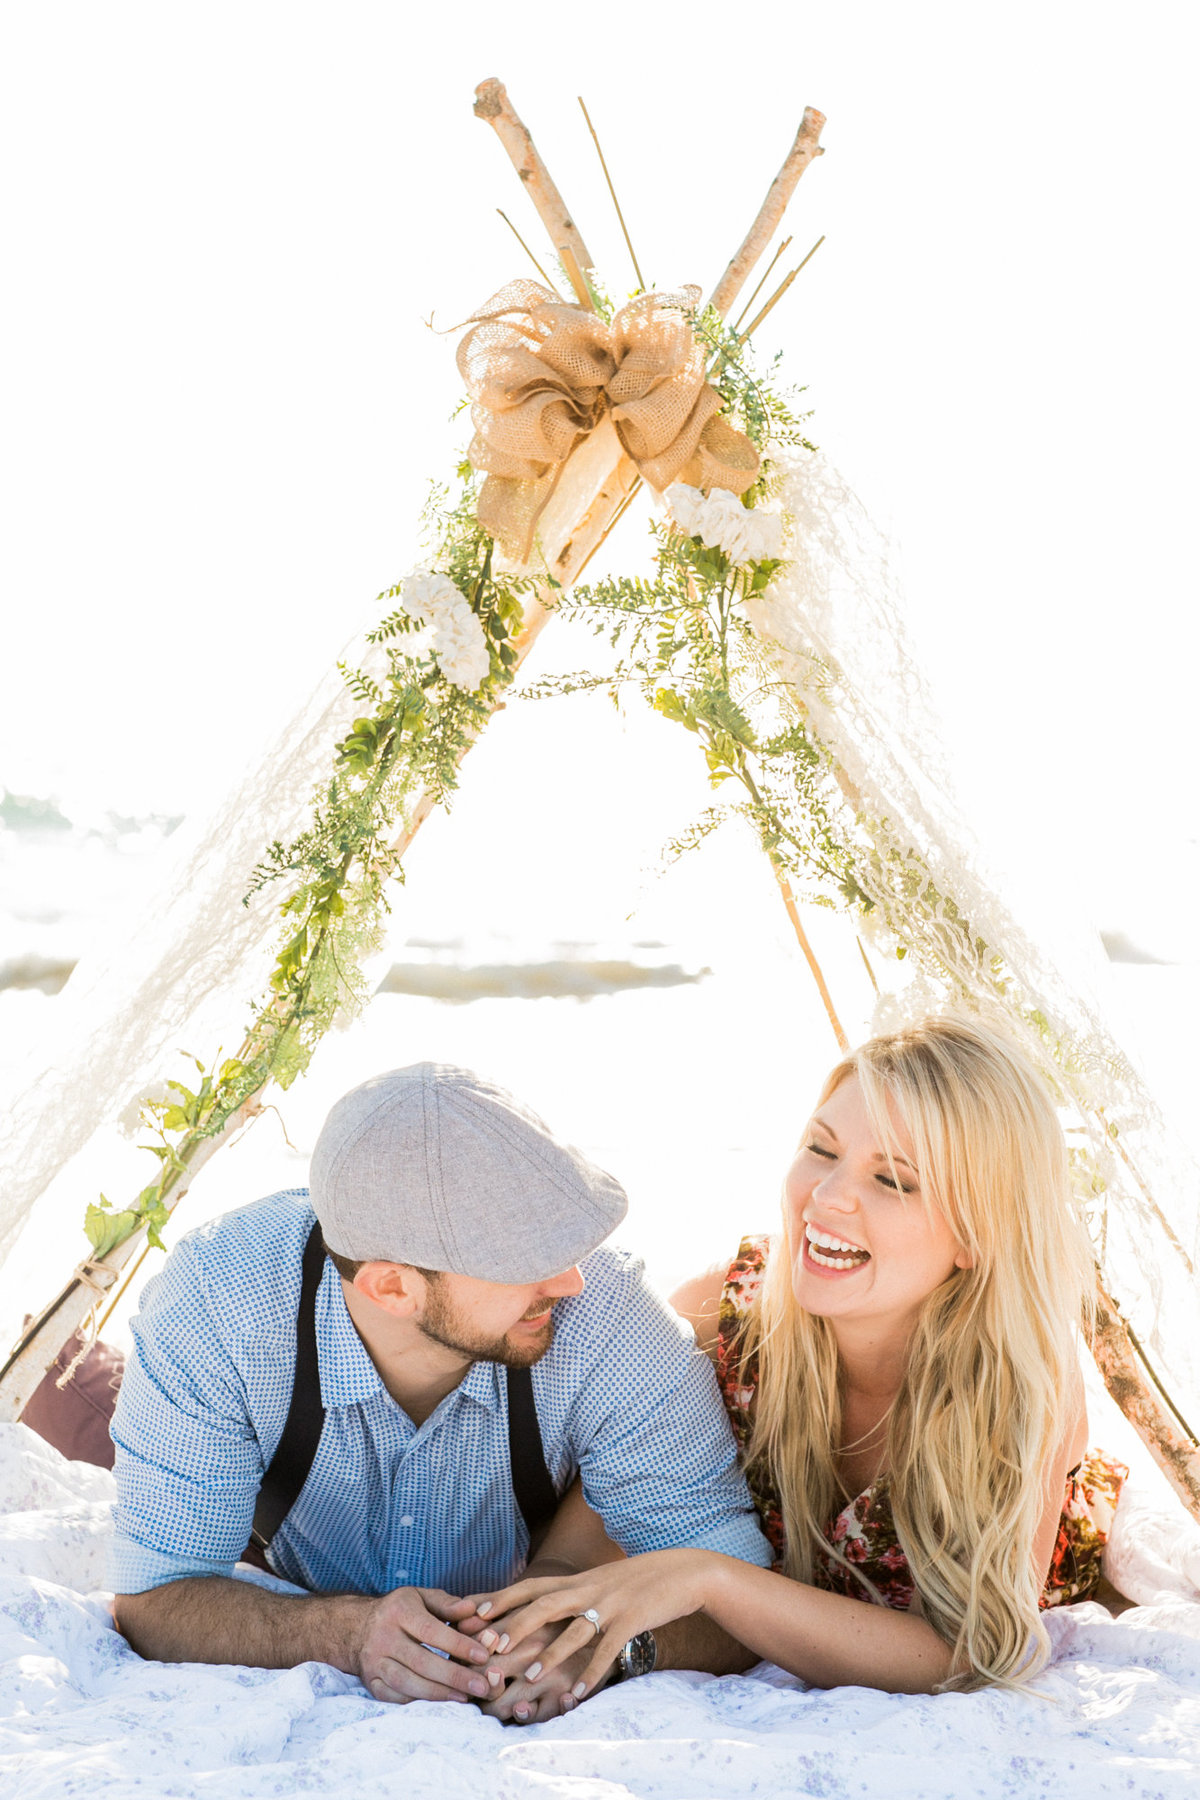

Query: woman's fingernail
[476,1601,493,1616]
[524,1661,542,1681]
[487,1669,503,1688]
[515,1703,531,1721]
[572,1681,587,1699]
[468,1676,490,1698]
[478,1628,498,1649]
[498,1634,510,1652]
[562,1694,576,1712]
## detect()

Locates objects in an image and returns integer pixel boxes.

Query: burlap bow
[456,280,760,561]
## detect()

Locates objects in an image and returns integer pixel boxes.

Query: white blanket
[2,1425,1198,1799]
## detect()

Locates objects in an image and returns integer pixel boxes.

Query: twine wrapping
[457,281,760,560]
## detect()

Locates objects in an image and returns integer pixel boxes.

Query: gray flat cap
[310,1062,628,1281]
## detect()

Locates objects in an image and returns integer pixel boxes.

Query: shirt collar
[460,1358,503,1412]
[315,1261,385,1409]
[314,1262,504,1414]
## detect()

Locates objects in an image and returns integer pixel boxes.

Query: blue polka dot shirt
[108,1189,772,1595]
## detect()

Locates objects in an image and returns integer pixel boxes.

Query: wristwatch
[611,1629,658,1682]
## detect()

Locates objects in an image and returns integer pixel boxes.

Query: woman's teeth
[805,1224,870,1270]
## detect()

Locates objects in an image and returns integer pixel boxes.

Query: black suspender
[250,1221,326,1553]
[251,1220,559,1562]
[505,1362,559,1550]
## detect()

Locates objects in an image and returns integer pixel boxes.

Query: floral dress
[715,1236,1127,1611]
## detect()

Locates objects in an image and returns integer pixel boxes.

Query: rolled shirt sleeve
[558,1248,773,1567]
[107,1237,272,1593]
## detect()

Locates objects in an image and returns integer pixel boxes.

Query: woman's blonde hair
[743,1015,1093,1690]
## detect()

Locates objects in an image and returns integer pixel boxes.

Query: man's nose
[540,1264,585,1299]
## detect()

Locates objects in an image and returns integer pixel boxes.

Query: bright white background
[0,2,1198,1325]
[1,2,1196,881]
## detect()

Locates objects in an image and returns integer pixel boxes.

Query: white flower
[663,482,706,538]
[742,507,785,562]
[396,568,490,690]
[663,484,784,566]
[432,601,491,691]
[399,567,464,623]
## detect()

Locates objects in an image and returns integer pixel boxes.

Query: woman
[474,1017,1126,1696]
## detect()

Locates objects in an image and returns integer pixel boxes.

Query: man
[111,1063,771,1721]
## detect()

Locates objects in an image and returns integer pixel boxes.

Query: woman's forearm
[476,1546,956,1696]
[697,1553,955,1693]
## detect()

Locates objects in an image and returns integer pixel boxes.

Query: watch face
[623,1630,658,1679]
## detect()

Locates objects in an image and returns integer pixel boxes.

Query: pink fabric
[20,1331,124,1470]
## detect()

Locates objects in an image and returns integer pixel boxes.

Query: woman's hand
[477,1624,594,1723]
[469,1548,714,1698]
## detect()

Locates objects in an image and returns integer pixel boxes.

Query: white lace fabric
[0,452,1195,1465]
[0,640,385,1279]
[745,451,1200,1443]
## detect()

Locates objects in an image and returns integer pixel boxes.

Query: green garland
[81,296,1120,1271]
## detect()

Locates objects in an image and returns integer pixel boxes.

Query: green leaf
[142,1197,171,1252]
[84,1199,138,1259]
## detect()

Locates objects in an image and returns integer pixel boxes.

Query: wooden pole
[474,79,596,275]
[709,108,827,319]
[1089,1281,1200,1515]
[773,865,849,1050]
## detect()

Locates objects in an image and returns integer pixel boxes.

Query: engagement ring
[578,1607,602,1636]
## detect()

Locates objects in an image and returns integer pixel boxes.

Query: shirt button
[400,1516,414,1528]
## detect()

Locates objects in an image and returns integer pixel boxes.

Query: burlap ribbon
[457,280,760,561]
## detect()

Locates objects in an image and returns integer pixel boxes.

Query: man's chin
[501,1318,555,1368]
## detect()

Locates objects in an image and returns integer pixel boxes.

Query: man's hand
[357,1587,497,1705]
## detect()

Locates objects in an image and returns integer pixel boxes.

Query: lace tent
[1,80,1195,1521]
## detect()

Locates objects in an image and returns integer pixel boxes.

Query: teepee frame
[3,80,1197,1529]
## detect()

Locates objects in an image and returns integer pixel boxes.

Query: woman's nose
[814,1165,859,1211]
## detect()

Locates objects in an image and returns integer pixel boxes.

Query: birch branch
[710,107,827,320]
[0,432,641,1424]
[1089,1280,1200,1519]
[0,1099,264,1419]
[474,78,596,276]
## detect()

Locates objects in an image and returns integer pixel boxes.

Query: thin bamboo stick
[496,209,557,289]
[710,108,827,319]
[578,96,645,290]
[475,78,595,274]
[737,236,825,344]
[856,935,881,996]
[731,236,792,334]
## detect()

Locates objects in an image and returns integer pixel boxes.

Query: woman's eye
[805,1141,836,1160]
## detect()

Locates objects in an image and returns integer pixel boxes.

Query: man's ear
[352,1261,424,1315]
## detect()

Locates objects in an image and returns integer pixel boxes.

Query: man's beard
[418,1284,556,1369]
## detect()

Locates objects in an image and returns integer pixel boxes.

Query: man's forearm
[647,1608,757,1678]
[113,1578,369,1672]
